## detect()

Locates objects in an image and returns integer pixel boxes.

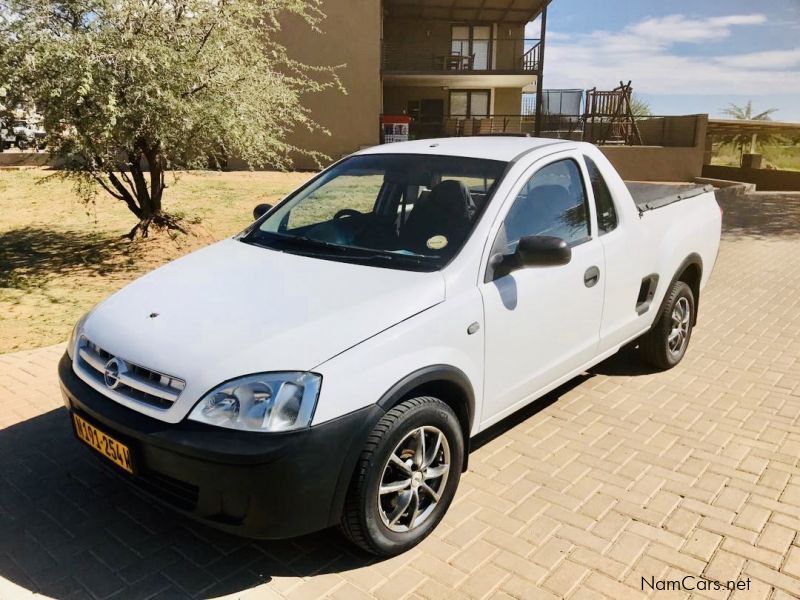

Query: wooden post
[533,2,549,137]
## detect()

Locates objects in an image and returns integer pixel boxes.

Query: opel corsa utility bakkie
[59,137,722,555]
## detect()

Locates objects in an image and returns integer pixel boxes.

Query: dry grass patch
[0,168,314,353]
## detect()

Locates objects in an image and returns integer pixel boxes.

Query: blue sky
[526,0,800,121]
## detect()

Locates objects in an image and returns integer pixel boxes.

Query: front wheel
[640,280,695,369]
[340,397,464,556]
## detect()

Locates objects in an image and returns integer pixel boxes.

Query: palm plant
[722,101,778,122]
[719,101,780,159]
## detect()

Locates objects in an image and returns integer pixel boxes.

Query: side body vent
[636,274,659,315]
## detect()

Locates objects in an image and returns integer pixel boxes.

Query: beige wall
[383,86,449,116]
[493,88,522,114]
[383,19,452,71]
[600,115,708,182]
[638,115,702,147]
[275,1,381,169]
[493,23,526,71]
[601,146,705,182]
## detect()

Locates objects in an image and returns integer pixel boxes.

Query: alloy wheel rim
[668,296,691,358]
[377,426,450,533]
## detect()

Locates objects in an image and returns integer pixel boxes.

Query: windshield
[242,154,507,271]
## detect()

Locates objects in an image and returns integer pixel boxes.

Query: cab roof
[358,136,573,163]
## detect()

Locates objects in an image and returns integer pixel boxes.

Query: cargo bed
[625,182,714,213]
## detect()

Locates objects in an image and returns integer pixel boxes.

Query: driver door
[479,155,604,427]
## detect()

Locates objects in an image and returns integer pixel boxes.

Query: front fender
[312,290,484,433]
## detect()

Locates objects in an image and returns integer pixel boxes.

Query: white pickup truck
[59,137,721,555]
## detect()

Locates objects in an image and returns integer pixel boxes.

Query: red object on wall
[380,115,412,143]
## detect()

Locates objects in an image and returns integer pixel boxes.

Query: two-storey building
[280,0,549,168]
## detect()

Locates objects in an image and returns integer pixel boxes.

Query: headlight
[188,372,322,432]
[66,311,91,359]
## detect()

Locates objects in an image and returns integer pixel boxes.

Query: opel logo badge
[104,358,122,389]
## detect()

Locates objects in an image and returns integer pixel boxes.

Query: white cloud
[628,14,764,44]
[709,15,769,27]
[713,47,800,69]
[543,13,800,96]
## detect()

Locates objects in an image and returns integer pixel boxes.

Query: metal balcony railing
[399,115,538,140]
[391,114,701,147]
[382,39,541,73]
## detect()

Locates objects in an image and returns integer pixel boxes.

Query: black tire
[640,280,695,370]
[340,396,464,556]
[16,138,28,151]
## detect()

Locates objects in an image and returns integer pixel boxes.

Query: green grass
[0,168,314,353]
[711,142,800,171]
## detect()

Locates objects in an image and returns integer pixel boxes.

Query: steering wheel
[333,208,362,220]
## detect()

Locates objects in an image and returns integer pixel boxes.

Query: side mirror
[516,235,572,267]
[253,203,273,220]
[491,235,571,278]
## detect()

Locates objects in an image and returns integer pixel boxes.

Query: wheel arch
[327,365,476,527]
[376,365,475,472]
[659,253,703,326]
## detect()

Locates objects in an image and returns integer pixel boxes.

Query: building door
[420,99,444,123]
[409,99,444,138]
[451,25,492,70]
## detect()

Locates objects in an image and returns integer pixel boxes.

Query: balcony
[382,39,541,75]
[385,114,541,141]
[382,113,702,146]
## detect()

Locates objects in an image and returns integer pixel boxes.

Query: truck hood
[81,238,445,422]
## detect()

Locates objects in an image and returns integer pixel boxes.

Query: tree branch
[106,171,142,218]
[119,168,138,199]
[91,174,125,201]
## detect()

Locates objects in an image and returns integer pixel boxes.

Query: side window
[502,158,589,250]
[584,156,617,234]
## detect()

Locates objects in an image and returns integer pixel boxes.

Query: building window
[449,90,490,118]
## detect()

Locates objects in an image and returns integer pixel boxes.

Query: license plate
[72,413,134,474]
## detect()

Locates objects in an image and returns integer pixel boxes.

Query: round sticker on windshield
[427,235,448,250]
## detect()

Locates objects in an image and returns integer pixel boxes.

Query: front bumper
[58,352,384,539]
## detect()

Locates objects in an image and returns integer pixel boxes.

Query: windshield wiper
[247,232,435,270]
[355,252,429,268]
[260,233,353,253]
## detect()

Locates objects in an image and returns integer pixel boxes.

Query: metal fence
[522,90,583,117]
[388,113,700,147]
[405,115,536,139]
[382,39,541,73]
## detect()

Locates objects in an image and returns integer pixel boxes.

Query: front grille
[76,337,185,409]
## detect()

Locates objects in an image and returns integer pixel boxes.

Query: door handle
[584,266,600,288]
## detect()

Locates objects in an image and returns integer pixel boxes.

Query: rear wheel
[640,280,695,369]
[340,396,464,556]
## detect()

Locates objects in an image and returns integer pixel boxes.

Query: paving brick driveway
[1,192,799,600]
